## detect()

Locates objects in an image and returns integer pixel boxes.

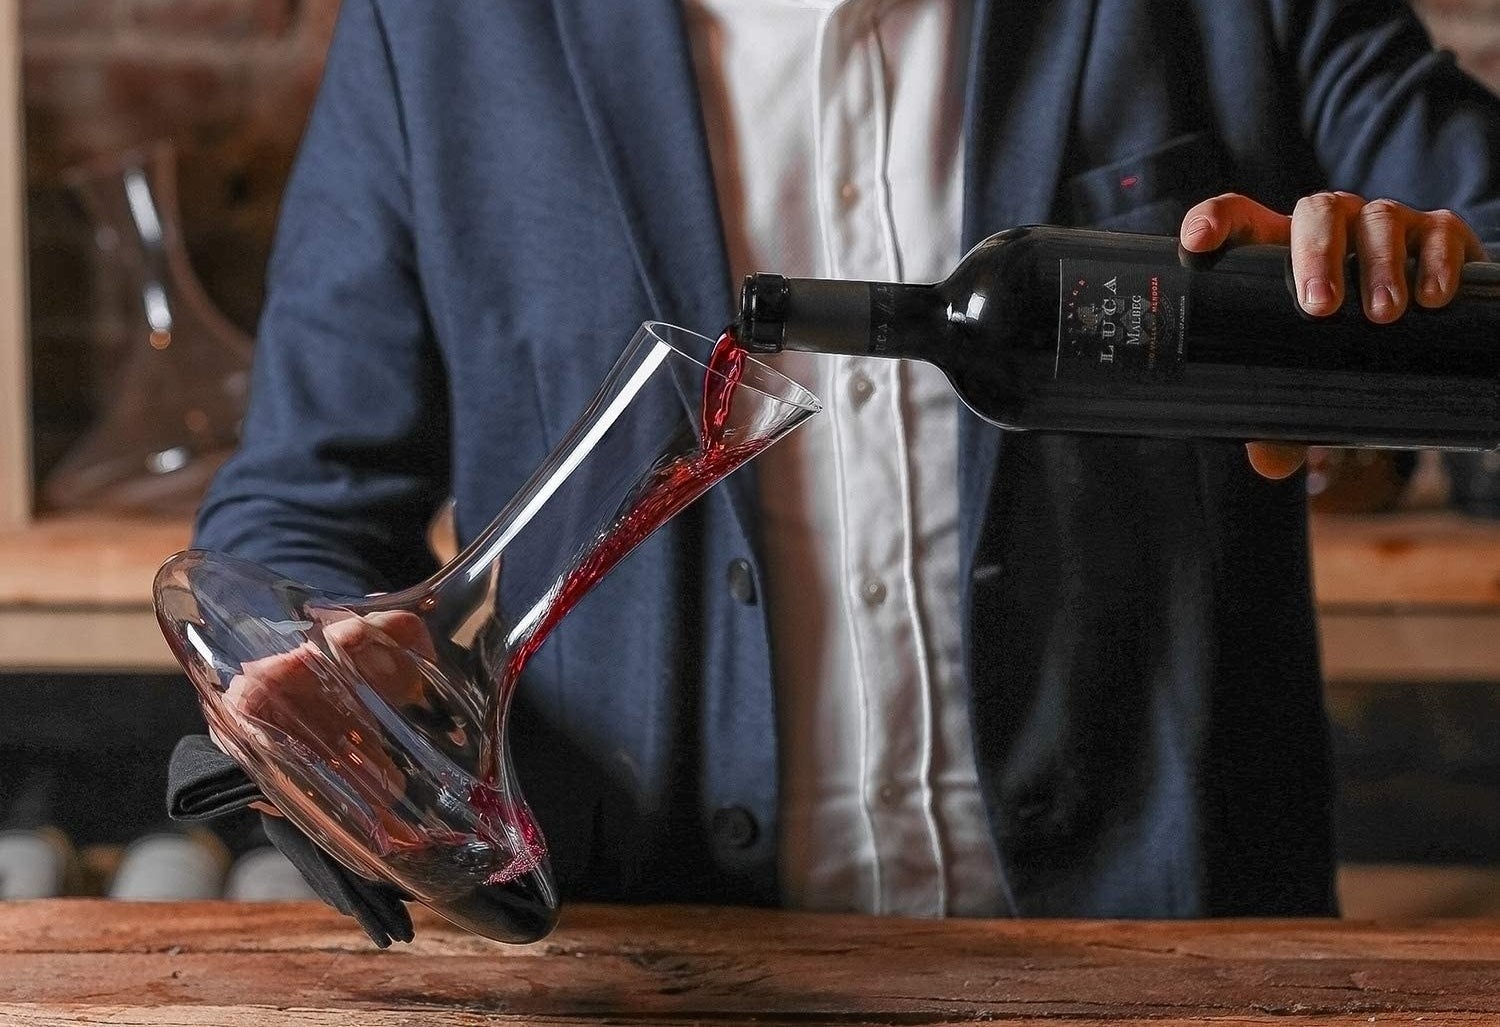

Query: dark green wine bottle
[738,226,1500,449]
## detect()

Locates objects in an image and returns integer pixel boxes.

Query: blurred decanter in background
[42,141,253,516]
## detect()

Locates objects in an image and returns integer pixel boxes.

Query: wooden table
[4,903,1500,1025]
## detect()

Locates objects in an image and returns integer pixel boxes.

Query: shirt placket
[815,1,943,916]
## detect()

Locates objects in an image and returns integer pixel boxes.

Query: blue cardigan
[195,0,1500,915]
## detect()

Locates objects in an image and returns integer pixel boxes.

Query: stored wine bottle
[736,226,1500,449]
[109,825,228,901]
[0,828,73,899]
[0,767,74,899]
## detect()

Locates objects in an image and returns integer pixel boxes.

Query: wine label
[1056,258,1189,382]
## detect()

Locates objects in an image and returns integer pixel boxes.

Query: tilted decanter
[153,323,819,943]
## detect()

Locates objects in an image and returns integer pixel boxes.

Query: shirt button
[877,783,899,806]
[726,558,758,605]
[712,805,759,850]
[860,578,887,606]
[848,373,874,406]
[839,181,860,204]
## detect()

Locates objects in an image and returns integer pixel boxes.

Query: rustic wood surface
[3,902,1500,1025]
[1310,511,1500,608]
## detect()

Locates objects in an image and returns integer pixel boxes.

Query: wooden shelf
[1311,510,1500,609]
[4,509,1500,678]
[1319,607,1500,683]
[1309,512,1500,682]
[0,514,189,607]
[0,514,190,672]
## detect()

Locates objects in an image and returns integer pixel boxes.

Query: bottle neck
[738,274,945,360]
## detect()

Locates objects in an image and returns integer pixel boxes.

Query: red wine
[488,328,759,729]
[738,226,1500,449]
[382,835,554,942]
[442,331,763,935]
[701,327,747,447]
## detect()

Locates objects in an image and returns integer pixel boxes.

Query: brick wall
[15,0,1500,467]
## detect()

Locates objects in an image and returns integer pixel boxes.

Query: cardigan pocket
[1065,131,1230,232]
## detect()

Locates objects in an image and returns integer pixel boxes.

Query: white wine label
[1055,258,1190,382]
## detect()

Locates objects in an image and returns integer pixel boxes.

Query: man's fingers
[225,646,322,721]
[1414,210,1485,309]
[323,614,373,649]
[363,610,439,660]
[223,635,412,819]
[1181,193,1292,252]
[1289,192,1362,316]
[1246,442,1308,480]
[1206,192,1482,323]
[1355,199,1417,323]
[322,610,437,665]
[320,616,429,708]
[1415,223,1467,309]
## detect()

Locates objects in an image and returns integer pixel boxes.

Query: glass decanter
[42,141,253,515]
[153,323,819,943]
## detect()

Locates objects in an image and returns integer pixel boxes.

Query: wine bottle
[0,767,75,899]
[0,829,73,899]
[109,825,229,901]
[737,226,1500,449]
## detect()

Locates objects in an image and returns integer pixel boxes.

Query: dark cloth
[165,735,264,821]
[165,736,412,947]
[188,0,1500,916]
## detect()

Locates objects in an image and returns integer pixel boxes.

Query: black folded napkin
[165,735,414,947]
[166,735,264,820]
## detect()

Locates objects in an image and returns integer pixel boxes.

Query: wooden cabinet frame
[0,2,29,529]
[0,10,190,672]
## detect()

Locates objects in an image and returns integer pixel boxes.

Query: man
[173,0,1498,939]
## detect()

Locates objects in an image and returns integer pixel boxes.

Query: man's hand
[221,609,438,847]
[200,609,437,948]
[1178,193,1486,480]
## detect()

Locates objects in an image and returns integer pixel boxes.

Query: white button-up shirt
[683,0,1006,916]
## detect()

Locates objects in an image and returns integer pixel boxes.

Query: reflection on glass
[43,141,253,516]
[153,322,820,943]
